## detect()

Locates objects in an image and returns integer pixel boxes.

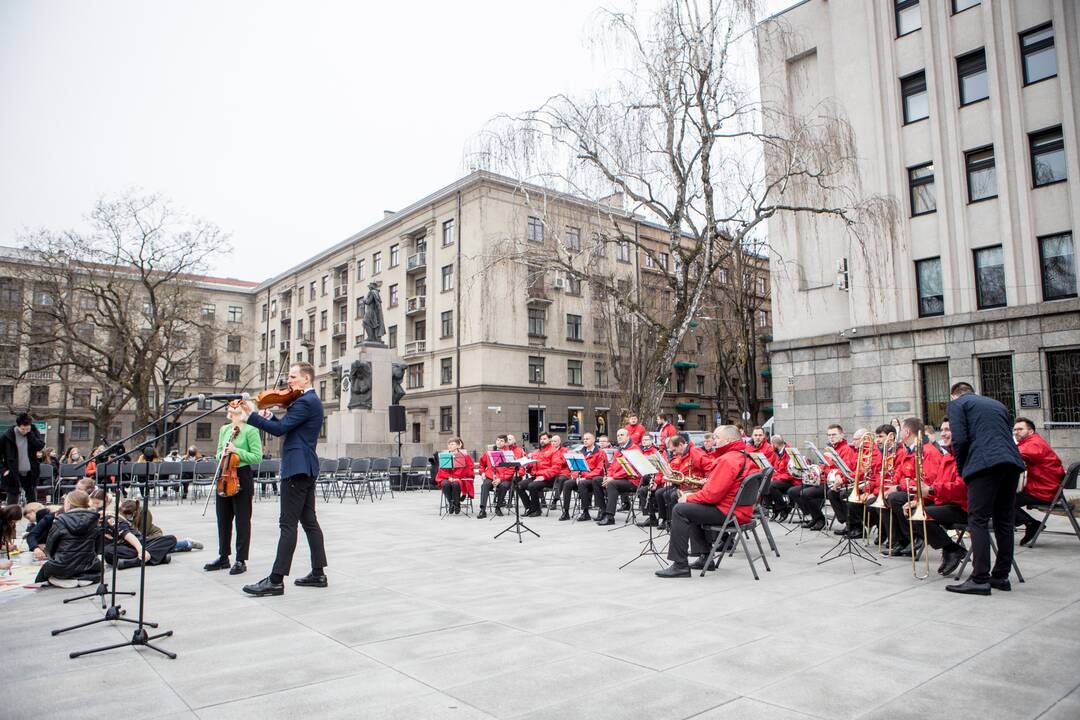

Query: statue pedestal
[323,344,400,458]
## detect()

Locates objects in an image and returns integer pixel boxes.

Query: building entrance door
[528,407,545,448]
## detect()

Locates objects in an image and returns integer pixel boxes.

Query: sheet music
[621,449,658,476]
[564,452,589,473]
[804,442,827,466]
[822,447,853,480]
[748,452,771,472]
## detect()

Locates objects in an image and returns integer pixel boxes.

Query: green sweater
[216,424,263,467]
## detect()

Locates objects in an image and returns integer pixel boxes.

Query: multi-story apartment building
[759,0,1079,455]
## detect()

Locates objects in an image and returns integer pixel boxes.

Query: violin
[250,386,302,410]
[216,423,242,498]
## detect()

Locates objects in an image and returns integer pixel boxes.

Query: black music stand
[494,462,538,543]
[619,477,665,569]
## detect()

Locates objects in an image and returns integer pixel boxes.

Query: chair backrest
[38,464,55,480]
[319,458,337,474]
[351,458,371,473]
[194,459,219,476]
[259,459,280,477]
[388,457,403,469]
[735,471,766,508]
[59,463,82,480]
[409,455,429,469]
[1065,461,1080,491]
[158,461,182,477]
[755,467,775,500]
[180,460,197,474]
[336,457,351,471]
[104,462,121,478]
[370,457,390,472]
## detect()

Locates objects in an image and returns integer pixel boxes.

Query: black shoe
[548,500,559,511]
[911,538,925,560]
[946,578,991,596]
[229,561,247,576]
[800,520,815,528]
[597,516,614,526]
[243,577,284,597]
[658,520,669,531]
[204,557,230,572]
[689,555,718,571]
[117,559,142,570]
[655,563,691,578]
[939,548,964,577]
[776,508,791,523]
[477,509,487,519]
[808,520,825,531]
[524,509,541,518]
[295,571,328,588]
[1019,524,1039,546]
[558,512,570,521]
[494,507,504,517]
[890,544,912,557]
[636,516,658,528]
[989,577,1012,591]
[833,524,849,536]
[576,512,591,522]
[621,500,632,512]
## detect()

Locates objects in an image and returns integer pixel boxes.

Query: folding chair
[155,461,184,503]
[388,456,404,491]
[751,467,781,557]
[401,455,430,491]
[56,463,83,502]
[951,521,1025,583]
[1025,462,1080,548]
[34,464,55,503]
[255,459,280,499]
[191,459,219,502]
[337,458,370,502]
[701,471,772,580]
[369,458,394,500]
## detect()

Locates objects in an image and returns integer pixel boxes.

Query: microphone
[205,393,251,402]
[167,394,206,406]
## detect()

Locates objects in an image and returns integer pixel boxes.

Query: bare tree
[17,192,229,442]
[468,0,888,420]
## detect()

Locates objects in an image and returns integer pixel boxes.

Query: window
[441,265,454,292]
[1039,233,1077,301]
[895,0,920,37]
[227,334,242,353]
[355,260,365,282]
[200,303,215,319]
[442,219,455,247]
[528,308,546,337]
[957,49,988,105]
[756,277,766,295]
[388,284,399,307]
[594,319,607,344]
[900,71,928,124]
[527,216,543,243]
[70,421,90,441]
[388,325,398,348]
[974,245,1007,309]
[440,310,453,338]
[696,374,705,395]
[195,422,212,441]
[1030,126,1066,187]
[320,310,328,330]
[307,281,315,299]
[718,267,728,284]
[1020,23,1056,85]
[757,310,769,328]
[407,362,424,389]
[68,387,90,408]
[227,305,243,323]
[644,253,655,269]
[565,227,580,251]
[616,240,630,263]
[566,273,581,296]
[440,357,452,385]
[919,362,950,429]
[414,320,426,341]
[908,162,936,216]
[659,253,668,270]
[915,257,944,317]
[319,381,326,401]
[595,362,608,388]
[30,385,49,406]
[965,146,997,202]
[952,0,979,12]
[0,278,21,306]
[1047,350,1080,423]
[0,385,12,403]
[567,359,583,386]
[439,406,453,432]
[591,233,605,257]
[528,356,545,383]
[319,345,327,366]
[261,303,268,321]
[373,252,382,274]
[225,364,241,382]
[320,276,327,296]
[566,314,582,341]
[979,355,1016,419]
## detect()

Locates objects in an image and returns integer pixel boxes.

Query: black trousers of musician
[604,479,637,516]
[636,484,658,516]
[965,465,1020,585]
[480,478,509,511]
[667,502,727,567]
[575,478,597,514]
[560,475,582,511]
[216,465,254,563]
[442,480,463,509]
[549,475,570,506]
[517,478,553,513]
[1014,490,1047,530]
[272,475,327,578]
[887,490,913,545]
[792,485,826,523]
[656,485,679,523]
[589,478,606,509]
[768,480,793,509]
[827,487,849,524]
[913,503,966,552]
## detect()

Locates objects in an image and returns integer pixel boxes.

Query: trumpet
[907,430,931,580]
[667,470,706,489]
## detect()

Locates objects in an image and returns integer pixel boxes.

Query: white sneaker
[47,577,79,589]
[77,578,95,587]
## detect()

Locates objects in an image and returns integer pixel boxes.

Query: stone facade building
[758,0,1079,457]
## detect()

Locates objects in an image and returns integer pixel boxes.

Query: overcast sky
[0,0,795,283]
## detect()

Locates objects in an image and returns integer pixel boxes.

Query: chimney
[597,192,625,211]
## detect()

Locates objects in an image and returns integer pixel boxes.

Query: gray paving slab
[2,490,1078,719]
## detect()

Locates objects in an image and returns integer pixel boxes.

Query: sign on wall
[1019,392,1041,409]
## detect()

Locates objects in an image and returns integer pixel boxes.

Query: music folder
[620,448,658,477]
[563,452,589,473]
[748,452,771,472]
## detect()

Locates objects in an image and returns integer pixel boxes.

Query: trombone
[906,429,931,579]
[847,433,874,540]
[868,434,896,552]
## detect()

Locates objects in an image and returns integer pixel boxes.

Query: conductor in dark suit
[239,361,328,597]
[945,382,1024,595]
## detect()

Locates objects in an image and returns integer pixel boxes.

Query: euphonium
[846,433,874,505]
[909,429,931,579]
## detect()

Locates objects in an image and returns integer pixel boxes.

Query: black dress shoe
[689,555,718,571]
[548,500,559,510]
[494,507,504,517]
[477,510,487,519]
[833,524,849,536]
[576,512,591,522]
[655,563,691,578]
[939,548,965,577]
[243,577,284,597]
[808,520,826,531]
[597,516,615,526]
[229,561,247,575]
[800,520,815,528]
[946,578,991,596]
[658,520,669,531]
[204,557,230,571]
[1019,524,1039,547]
[989,578,1012,591]
[558,512,571,521]
[295,571,328,588]
[636,516,658,528]
[890,544,912,557]
[525,509,542,518]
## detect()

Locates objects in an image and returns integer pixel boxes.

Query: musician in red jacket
[517,433,555,517]
[596,428,638,526]
[561,432,604,521]
[885,417,943,557]
[1013,417,1067,545]
[435,437,475,515]
[766,435,795,521]
[656,413,678,445]
[749,427,779,467]
[909,418,968,576]
[635,433,665,527]
[657,435,713,530]
[477,434,523,519]
[656,426,757,577]
[582,434,612,517]
[544,435,572,515]
[794,424,859,531]
[624,414,647,447]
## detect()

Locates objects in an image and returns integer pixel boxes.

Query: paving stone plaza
[3,490,1079,719]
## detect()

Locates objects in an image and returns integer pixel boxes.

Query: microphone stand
[494,463,539,543]
[68,399,232,660]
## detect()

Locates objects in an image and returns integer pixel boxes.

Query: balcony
[406,252,426,272]
[403,340,426,356]
[405,296,426,316]
[333,286,348,300]
[280,307,292,321]
[526,285,551,305]
[279,340,290,354]
[299,331,315,348]
[26,369,54,381]
[332,321,347,337]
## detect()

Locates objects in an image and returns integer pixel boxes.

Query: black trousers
[589,478,606,509]
[576,478,599,514]
[550,475,571,504]
[560,475,582,510]
[886,490,912,543]
[827,487,849,524]
[1014,490,1047,528]
[636,484,658,516]
[657,485,680,522]
[35,557,101,583]
[667,502,727,566]
[105,535,177,566]
[793,484,826,523]
[215,466,254,562]
[517,478,553,513]
[914,503,966,551]
[604,479,637,516]
[480,478,509,510]
[442,480,463,508]
[3,471,20,504]
[966,466,1020,584]
[272,475,327,577]
[768,480,793,509]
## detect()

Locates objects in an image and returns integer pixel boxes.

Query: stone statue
[391,362,407,405]
[361,282,386,344]
[347,359,372,409]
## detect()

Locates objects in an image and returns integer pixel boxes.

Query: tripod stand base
[63,581,135,607]
[619,531,667,570]
[52,604,158,636]
[818,535,881,571]
[494,518,540,542]
[70,627,175,660]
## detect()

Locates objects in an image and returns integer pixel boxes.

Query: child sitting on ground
[34,490,102,588]
[118,500,202,553]
[22,502,58,560]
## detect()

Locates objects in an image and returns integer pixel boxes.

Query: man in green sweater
[204,406,262,576]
